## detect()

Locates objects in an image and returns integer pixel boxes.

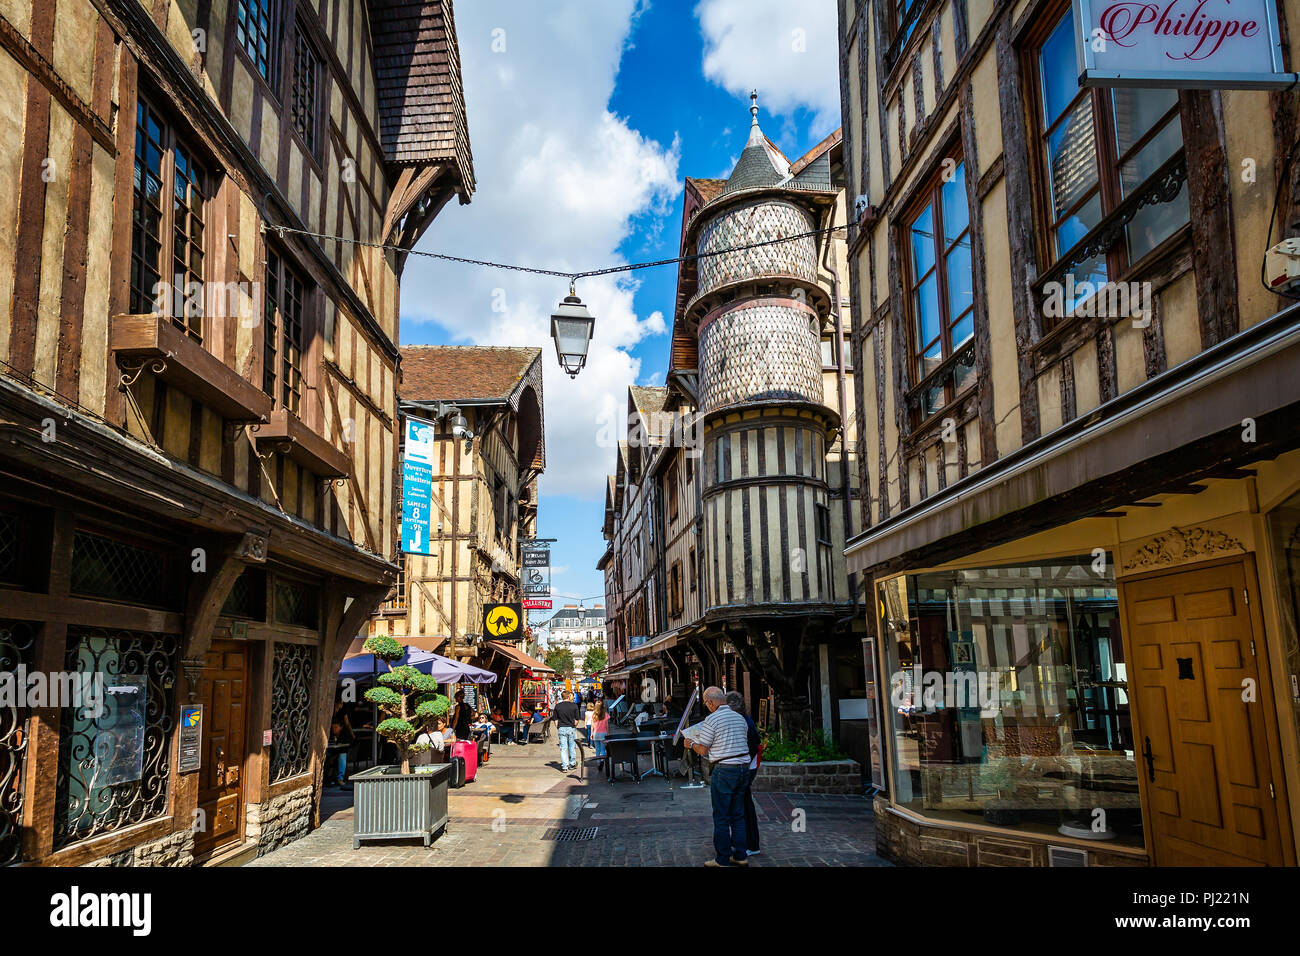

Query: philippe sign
[1073,0,1296,89]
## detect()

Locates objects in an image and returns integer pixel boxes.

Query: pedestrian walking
[583,702,594,745]
[725,691,761,858]
[552,690,581,773]
[682,686,751,866]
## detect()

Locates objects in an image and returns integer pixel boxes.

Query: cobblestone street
[249,739,888,867]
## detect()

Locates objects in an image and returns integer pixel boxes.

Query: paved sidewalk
[248,737,888,867]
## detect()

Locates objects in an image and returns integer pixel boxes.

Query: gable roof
[400,346,540,402]
[370,0,475,195]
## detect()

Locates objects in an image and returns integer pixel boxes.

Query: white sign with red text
[1073,0,1295,89]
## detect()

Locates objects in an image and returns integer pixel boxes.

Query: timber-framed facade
[0,0,472,866]
[840,0,1300,866]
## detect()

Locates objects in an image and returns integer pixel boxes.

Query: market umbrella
[451,659,498,684]
[338,647,468,682]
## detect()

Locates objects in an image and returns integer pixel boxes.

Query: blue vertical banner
[402,416,436,555]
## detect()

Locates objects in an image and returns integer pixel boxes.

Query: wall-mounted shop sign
[484,602,523,639]
[178,704,202,773]
[523,598,552,610]
[1073,0,1296,89]
[401,416,437,555]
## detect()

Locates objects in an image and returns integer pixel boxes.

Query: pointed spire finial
[749,89,759,125]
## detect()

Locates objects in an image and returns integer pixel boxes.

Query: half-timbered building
[602,104,867,750]
[368,346,544,672]
[0,0,472,866]
[839,0,1300,867]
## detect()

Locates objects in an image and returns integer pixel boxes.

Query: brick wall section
[247,786,315,856]
[83,830,196,867]
[752,760,862,795]
[872,794,1150,866]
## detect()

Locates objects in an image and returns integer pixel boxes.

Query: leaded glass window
[269,644,314,781]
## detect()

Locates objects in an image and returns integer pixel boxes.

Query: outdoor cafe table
[642,733,674,784]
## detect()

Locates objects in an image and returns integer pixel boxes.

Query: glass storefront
[878,556,1143,846]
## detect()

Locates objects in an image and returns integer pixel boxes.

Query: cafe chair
[605,736,640,784]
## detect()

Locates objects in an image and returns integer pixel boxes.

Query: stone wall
[872,794,1150,867]
[247,785,314,857]
[753,759,862,795]
[84,829,195,867]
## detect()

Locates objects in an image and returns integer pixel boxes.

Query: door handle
[1142,736,1155,782]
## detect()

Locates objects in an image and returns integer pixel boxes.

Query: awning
[486,640,554,674]
[628,630,678,659]
[344,634,448,659]
[338,648,495,683]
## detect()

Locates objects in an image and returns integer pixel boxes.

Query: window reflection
[878,558,1143,845]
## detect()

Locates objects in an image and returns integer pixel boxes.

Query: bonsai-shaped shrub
[361,635,450,773]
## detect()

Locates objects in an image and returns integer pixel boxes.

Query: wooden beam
[180,531,269,700]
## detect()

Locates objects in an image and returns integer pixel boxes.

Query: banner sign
[523,598,552,610]
[401,416,437,555]
[484,602,523,640]
[1073,0,1296,89]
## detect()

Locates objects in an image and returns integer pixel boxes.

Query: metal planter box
[351,764,451,849]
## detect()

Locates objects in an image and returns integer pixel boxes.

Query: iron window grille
[235,0,277,84]
[0,619,36,866]
[53,627,179,850]
[130,96,208,341]
[269,643,315,782]
[70,530,169,607]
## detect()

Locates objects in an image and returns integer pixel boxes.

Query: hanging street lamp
[550,282,595,377]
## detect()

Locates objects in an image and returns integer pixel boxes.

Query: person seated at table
[471,711,495,764]
[655,702,669,719]
[517,707,533,745]
[411,717,455,768]
[634,704,651,730]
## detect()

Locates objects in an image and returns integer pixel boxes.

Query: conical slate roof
[721,92,788,197]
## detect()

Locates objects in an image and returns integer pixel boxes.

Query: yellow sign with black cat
[484,602,522,639]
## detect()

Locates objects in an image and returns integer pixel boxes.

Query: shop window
[1029,7,1188,322]
[269,643,315,781]
[54,628,178,849]
[0,619,36,865]
[130,96,208,342]
[235,0,278,83]
[263,247,307,414]
[70,529,170,608]
[902,150,975,422]
[877,557,1143,846]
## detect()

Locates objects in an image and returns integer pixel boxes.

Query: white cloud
[399,0,680,502]
[695,0,841,129]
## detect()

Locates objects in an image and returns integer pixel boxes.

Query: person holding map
[681,686,751,866]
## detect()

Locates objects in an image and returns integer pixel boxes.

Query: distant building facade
[538,604,606,664]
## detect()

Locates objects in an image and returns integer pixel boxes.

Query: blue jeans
[709,763,749,864]
[558,726,577,768]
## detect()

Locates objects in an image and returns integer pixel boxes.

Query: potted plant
[349,635,453,848]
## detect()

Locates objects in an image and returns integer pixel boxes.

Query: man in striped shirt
[683,686,752,866]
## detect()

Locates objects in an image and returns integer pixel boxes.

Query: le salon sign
[1073,0,1296,88]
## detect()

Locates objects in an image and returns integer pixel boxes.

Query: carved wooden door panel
[195,641,247,856]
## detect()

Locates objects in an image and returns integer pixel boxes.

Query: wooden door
[1123,558,1289,865]
[195,641,248,856]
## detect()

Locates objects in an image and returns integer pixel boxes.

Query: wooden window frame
[234,0,280,87]
[689,547,697,592]
[130,94,210,344]
[288,18,323,162]
[1023,0,1187,328]
[262,246,308,415]
[666,462,679,522]
[898,143,975,426]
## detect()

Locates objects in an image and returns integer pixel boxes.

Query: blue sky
[397,0,840,617]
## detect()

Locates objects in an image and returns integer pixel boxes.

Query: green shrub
[759,729,848,763]
[361,635,450,773]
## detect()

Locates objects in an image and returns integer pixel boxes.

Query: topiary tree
[361,635,450,773]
